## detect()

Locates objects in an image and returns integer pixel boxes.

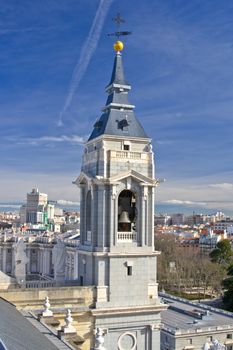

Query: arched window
[118,190,137,232]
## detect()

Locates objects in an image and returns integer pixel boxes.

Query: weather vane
[108,13,131,52]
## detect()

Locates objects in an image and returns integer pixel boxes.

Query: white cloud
[162,199,206,207]
[0,204,21,208]
[209,183,233,190]
[154,174,233,213]
[14,134,87,146]
[57,199,79,206]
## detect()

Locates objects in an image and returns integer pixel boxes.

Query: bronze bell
[118,211,131,232]
[118,211,131,223]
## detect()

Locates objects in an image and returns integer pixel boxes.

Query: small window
[227,334,232,339]
[80,276,84,286]
[127,266,132,276]
[189,339,192,345]
[124,144,130,151]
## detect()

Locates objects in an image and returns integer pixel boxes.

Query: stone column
[2,248,6,273]
[80,185,86,245]
[140,185,146,246]
[39,249,43,274]
[151,187,155,248]
[150,324,160,350]
[92,185,98,247]
[109,185,116,247]
[97,186,106,248]
[73,251,79,280]
[42,249,50,275]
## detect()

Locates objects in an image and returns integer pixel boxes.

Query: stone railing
[109,150,149,161]
[25,280,56,289]
[64,239,79,247]
[117,231,137,242]
[35,237,52,244]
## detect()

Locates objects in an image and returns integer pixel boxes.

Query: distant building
[199,229,226,254]
[26,188,48,224]
[171,213,184,225]
[19,204,27,224]
[155,214,171,226]
[214,221,233,233]
[19,188,57,230]
[185,214,204,226]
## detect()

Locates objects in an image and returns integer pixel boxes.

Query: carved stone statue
[212,339,226,350]
[52,240,66,283]
[203,342,210,350]
[94,328,106,350]
[13,239,29,284]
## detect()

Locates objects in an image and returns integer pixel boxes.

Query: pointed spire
[88,49,148,141]
[107,52,129,87]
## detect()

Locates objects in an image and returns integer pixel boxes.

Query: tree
[155,234,227,297]
[209,239,233,265]
[222,264,233,311]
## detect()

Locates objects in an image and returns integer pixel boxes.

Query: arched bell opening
[118,190,137,233]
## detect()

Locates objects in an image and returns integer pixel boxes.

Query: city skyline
[1,1,233,213]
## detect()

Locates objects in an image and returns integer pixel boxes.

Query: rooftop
[160,293,233,335]
[0,297,74,350]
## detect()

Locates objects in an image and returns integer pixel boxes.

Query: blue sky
[1,0,233,214]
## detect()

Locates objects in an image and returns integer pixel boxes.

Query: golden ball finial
[114,40,124,52]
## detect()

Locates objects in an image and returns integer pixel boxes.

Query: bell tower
[74,26,166,349]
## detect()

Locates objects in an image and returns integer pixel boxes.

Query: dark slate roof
[108,52,129,86]
[0,298,61,350]
[105,90,130,106]
[0,339,7,350]
[88,52,148,141]
[89,110,148,140]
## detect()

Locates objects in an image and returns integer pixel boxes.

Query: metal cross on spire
[113,13,125,28]
[107,12,132,39]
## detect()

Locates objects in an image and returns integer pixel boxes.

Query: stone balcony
[108,150,150,161]
[117,231,137,242]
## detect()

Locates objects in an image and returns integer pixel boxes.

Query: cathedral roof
[88,51,148,141]
[0,298,65,350]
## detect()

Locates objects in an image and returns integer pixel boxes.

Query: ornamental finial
[107,13,131,52]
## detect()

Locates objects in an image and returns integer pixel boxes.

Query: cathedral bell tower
[74,34,166,349]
